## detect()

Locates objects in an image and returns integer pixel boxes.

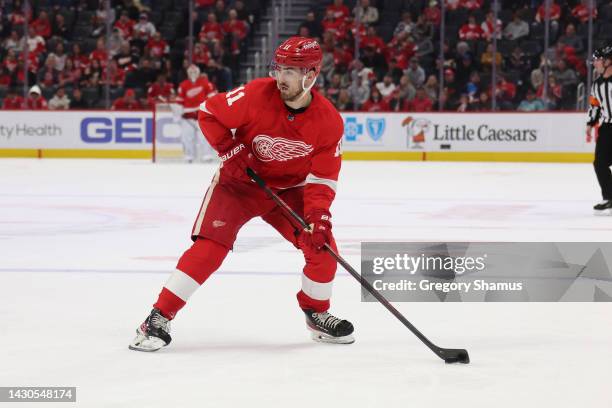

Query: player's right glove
[299,209,332,252]
[218,142,254,181]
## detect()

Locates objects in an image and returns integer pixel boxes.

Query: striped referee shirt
[587,74,612,126]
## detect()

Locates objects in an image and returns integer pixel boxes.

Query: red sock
[153,239,229,319]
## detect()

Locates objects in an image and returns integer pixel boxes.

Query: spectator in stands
[503,11,529,41]
[459,15,484,41]
[25,85,48,110]
[456,54,476,90]
[4,30,23,53]
[335,88,354,111]
[424,74,438,103]
[360,26,385,54]
[134,12,156,41]
[328,0,350,21]
[114,11,135,40]
[4,49,19,76]
[473,90,490,111]
[480,42,502,72]
[557,23,583,54]
[537,74,562,109]
[90,38,109,69]
[32,10,52,39]
[396,74,417,102]
[353,0,378,25]
[553,58,577,87]
[481,10,502,41]
[146,31,169,61]
[112,88,142,109]
[2,88,25,109]
[375,75,396,98]
[58,59,79,88]
[394,12,416,38]
[456,93,471,112]
[385,58,404,84]
[37,55,60,87]
[48,87,71,110]
[196,0,215,9]
[424,0,441,26]
[517,88,545,111]
[0,67,11,88]
[321,9,343,38]
[466,71,481,99]
[406,58,426,88]
[201,12,224,43]
[406,87,433,112]
[50,14,69,41]
[495,76,517,109]
[96,0,116,27]
[571,0,597,24]
[81,58,102,87]
[414,14,433,41]
[49,42,68,72]
[214,0,227,23]
[461,0,484,11]
[148,73,175,103]
[535,1,560,39]
[299,12,321,40]
[361,87,389,112]
[23,26,46,57]
[348,75,370,109]
[69,43,90,71]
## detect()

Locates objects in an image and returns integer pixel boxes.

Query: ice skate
[129,308,172,352]
[304,309,354,344]
[593,200,612,214]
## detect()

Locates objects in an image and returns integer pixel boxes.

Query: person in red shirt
[129,37,353,352]
[114,11,135,39]
[221,9,248,41]
[175,64,218,162]
[424,0,441,26]
[536,1,561,22]
[405,87,433,111]
[191,42,211,66]
[326,0,350,22]
[25,85,48,110]
[359,26,386,54]
[321,9,343,37]
[2,88,25,109]
[460,0,482,11]
[31,10,52,39]
[199,12,224,43]
[112,88,142,110]
[89,38,108,68]
[572,0,597,24]
[360,87,390,112]
[146,32,169,60]
[147,73,175,103]
[69,43,90,70]
[459,15,484,41]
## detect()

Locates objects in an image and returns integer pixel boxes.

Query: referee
[587,46,612,212]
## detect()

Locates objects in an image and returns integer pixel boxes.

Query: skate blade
[128,331,167,352]
[593,209,612,216]
[309,329,355,344]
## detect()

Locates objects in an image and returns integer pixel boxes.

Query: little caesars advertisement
[341,112,591,153]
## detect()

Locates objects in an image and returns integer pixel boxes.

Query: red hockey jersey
[178,77,216,119]
[198,78,344,214]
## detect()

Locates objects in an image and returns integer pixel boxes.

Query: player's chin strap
[294,73,318,104]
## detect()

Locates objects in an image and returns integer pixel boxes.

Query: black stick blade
[440,348,470,364]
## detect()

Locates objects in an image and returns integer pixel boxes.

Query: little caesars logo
[403,117,538,149]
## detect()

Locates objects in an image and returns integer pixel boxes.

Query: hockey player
[587,46,612,213]
[130,37,352,351]
[175,64,217,162]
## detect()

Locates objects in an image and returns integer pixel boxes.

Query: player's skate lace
[312,312,342,330]
[150,312,171,332]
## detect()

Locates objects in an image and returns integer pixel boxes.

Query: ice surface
[1,159,611,407]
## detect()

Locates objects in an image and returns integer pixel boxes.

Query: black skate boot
[304,310,354,344]
[594,200,612,214]
[129,308,172,352]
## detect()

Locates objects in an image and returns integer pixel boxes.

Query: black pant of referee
[594,123,612,201]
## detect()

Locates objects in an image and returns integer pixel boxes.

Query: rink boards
[0,110,595,162]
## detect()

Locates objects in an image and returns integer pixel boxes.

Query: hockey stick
[246,168,470,364]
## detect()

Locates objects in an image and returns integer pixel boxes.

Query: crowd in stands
[0,0,608,112]
[302,0,610,112]
[0,0,261,110]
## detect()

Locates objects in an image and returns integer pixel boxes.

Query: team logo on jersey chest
[252,135,314,162]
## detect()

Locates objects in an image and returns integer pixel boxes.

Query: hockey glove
[300,209,332,251]
[219,142,253,181]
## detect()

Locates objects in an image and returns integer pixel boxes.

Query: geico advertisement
[0,111,154,150]
[340,112,592,153]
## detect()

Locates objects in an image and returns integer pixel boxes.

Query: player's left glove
[299,209,332,252]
